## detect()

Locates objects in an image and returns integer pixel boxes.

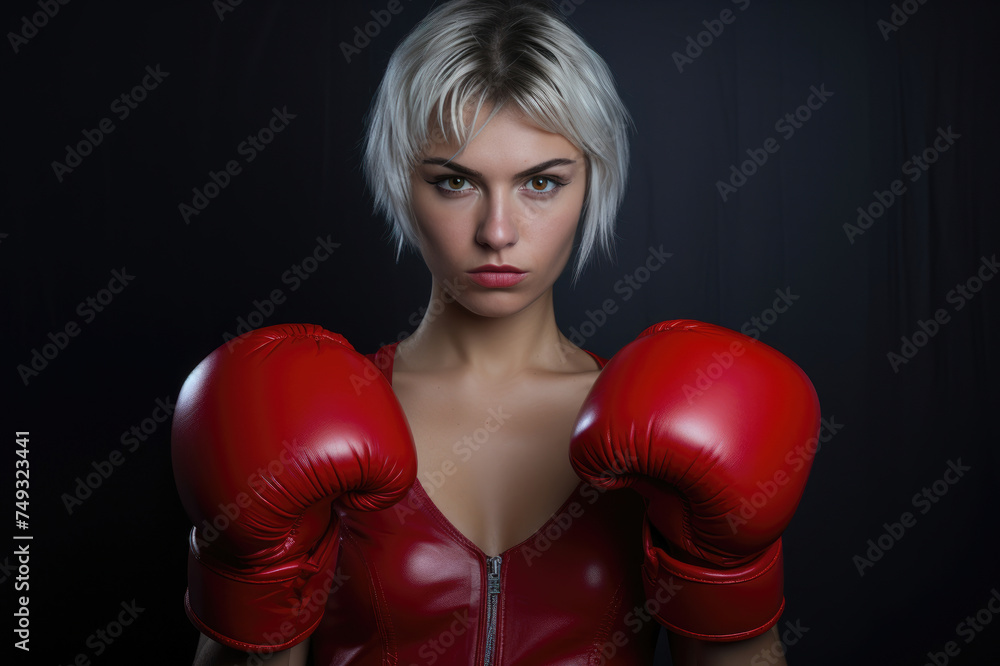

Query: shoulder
[551,338,607,373]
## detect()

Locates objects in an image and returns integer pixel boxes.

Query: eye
[523,176,565,197]
[434,177,473,194]
[529,177,552,192]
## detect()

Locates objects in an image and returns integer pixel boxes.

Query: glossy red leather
[310,342,660,665]
[571,320,820,641]
[171,324,417,651]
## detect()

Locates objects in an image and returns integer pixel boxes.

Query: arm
[192,633,310,666]
[668,626,785,666]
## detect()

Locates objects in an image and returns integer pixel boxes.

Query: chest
[390,371,598,555]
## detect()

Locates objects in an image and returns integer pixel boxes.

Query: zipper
[482,555,502,666]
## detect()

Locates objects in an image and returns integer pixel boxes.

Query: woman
[176,1,818,664]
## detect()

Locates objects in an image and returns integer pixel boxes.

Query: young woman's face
[410,106,587,318]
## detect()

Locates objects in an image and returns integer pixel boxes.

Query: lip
[469,264,524,273]
[467,265,527,288]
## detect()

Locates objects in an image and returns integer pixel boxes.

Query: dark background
[3,0,998,663]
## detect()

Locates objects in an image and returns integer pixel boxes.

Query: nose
[475,194,519,251]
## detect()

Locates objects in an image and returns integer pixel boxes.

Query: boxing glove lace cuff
[641,520,784,642]
[183,524,340,652]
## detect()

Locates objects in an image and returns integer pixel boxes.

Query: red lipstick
[467,264,527,288]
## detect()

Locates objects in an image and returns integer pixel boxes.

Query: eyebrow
[420,157,578,180]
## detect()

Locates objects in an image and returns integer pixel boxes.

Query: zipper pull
[487,555,502,594]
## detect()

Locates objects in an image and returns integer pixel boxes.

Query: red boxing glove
[171,324,416,651]
[570,320,820,641]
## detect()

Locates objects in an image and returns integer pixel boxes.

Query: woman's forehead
[420,106,580,161]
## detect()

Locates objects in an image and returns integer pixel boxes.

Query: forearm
[668,625,785,666]
[192,633,309,666]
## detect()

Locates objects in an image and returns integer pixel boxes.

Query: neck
[395,280,572,379]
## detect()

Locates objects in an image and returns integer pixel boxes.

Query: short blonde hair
[362,0,633,280]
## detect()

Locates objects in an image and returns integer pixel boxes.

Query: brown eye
[531,177,549,191]
[447,177,466,190]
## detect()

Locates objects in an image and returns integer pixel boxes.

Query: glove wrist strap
[183,525,339,651]
[641,521,785,642]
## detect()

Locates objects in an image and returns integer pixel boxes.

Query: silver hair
[362,0,633,281]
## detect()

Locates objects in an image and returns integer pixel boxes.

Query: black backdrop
[3,0,999,664]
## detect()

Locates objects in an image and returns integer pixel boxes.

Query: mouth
[467,265,527,288]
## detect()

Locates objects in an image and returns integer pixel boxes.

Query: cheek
[411,189,460,255]
[537,196,584,261]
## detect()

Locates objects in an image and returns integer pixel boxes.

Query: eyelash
[425,175,568,199]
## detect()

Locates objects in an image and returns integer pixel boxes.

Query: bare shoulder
[547,340,604,389]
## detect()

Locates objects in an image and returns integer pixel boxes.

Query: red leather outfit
[310,343,661,665]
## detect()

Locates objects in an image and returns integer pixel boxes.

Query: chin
[455,289,546,319]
